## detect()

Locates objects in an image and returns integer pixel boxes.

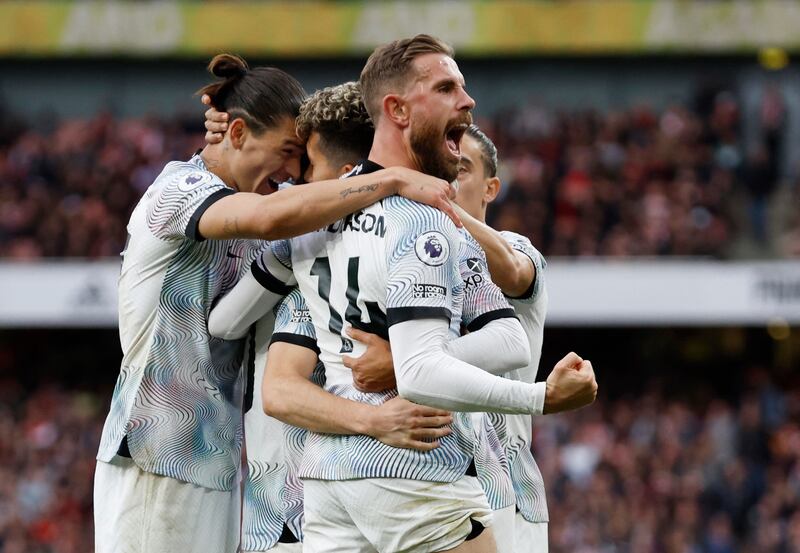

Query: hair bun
[207,53,248,80]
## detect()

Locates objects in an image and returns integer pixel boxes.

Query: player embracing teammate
[94,35,598,553]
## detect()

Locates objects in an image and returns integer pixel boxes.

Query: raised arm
[390,318,596,414]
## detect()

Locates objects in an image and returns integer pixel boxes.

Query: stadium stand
[0,363,797,553]
[0,89,792,260]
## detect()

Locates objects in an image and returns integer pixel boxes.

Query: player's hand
[543,352,598,414]
[391,167,462,228]
[367,397,453,452]
[202,94,228,144]
[343,327,396,393]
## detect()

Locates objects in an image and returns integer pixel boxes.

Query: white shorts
[492,505,516,553]
[514,513,548,553]
[94,456,241,553]
[303,476,493,553]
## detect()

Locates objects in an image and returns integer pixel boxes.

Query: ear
[338,163,355,177]
[228,118,247,149]
[382,94,410,128]
[484,176,502,204]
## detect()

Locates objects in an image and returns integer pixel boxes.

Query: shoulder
[153,159,228,195]
[498,230,531,248]
[385,196,458,237]
[499,230,546,269]
[385,197,459,264]
[458,228,483,257]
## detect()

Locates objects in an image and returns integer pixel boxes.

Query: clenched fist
[543,352,598,414]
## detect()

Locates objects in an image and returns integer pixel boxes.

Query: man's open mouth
[445,123,468,158]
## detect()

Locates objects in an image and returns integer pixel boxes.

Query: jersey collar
[190,152,208,171]
[344,159,384,177]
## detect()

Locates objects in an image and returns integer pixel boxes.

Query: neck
[200,144,239,191]
[478,207,487,224]
[464,206,487,225]
[368,122,418,171]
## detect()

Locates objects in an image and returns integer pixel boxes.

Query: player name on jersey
[326,210,386,237]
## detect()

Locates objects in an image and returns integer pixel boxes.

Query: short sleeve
[146,163,234,241]
[384,197,461,326]
[459,231,517,332]
[270,289,319,354]
[251,239,296,295]
[499,231,547,303]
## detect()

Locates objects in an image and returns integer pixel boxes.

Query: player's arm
[208,242,295,340]
[262,291,452,450]
[449,232,531,373]
[197,101,459,241]
[346,233,530,391]
[385,202,595,414]
[454,204,536,298]
[346,316,529,392]
[348,321,595,414]
[262,342,452,451]
[391,319,595,415]
[198,166,460,241]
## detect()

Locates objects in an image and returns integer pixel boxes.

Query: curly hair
[295,81,374,167]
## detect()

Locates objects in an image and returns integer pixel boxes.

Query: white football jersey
[494,230,549,522]
[254,160,476,483]
[241,288,322,549]
[97,154,256,492]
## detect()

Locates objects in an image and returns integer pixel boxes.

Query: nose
[458,87,475,112]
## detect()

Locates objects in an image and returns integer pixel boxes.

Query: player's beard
[409,118,459,182]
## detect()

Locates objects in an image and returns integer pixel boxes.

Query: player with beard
[208,82,531,552]
[206,82,458,552]
[232,35,595,552]
[345,126,599,553]
[94,53,462,553]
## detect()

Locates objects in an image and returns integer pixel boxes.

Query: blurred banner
[0,0,798,57]
[2,261,800,327]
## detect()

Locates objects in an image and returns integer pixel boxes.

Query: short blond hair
[359,34,454,121]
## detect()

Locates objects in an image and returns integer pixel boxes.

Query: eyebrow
[459,154,474,167]
[432,77,457,90]
[283,138,305,148]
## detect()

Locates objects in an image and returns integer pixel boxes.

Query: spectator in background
[3,363,798,552]
[3,87,799,260]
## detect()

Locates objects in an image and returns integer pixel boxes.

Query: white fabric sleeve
[207,269,287,340]
[530,380,546,416]
[389,318,541,414]
[443,317,530,376]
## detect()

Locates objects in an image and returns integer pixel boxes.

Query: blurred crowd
[0,113,203,259]
[0,86,794,259]
[0,383,102,553]
[481,84,792,258]
[538,368,800,553]
[0,368,798,552]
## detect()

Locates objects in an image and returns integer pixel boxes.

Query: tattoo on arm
[340,182,380,200]
[223,216,241,235]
